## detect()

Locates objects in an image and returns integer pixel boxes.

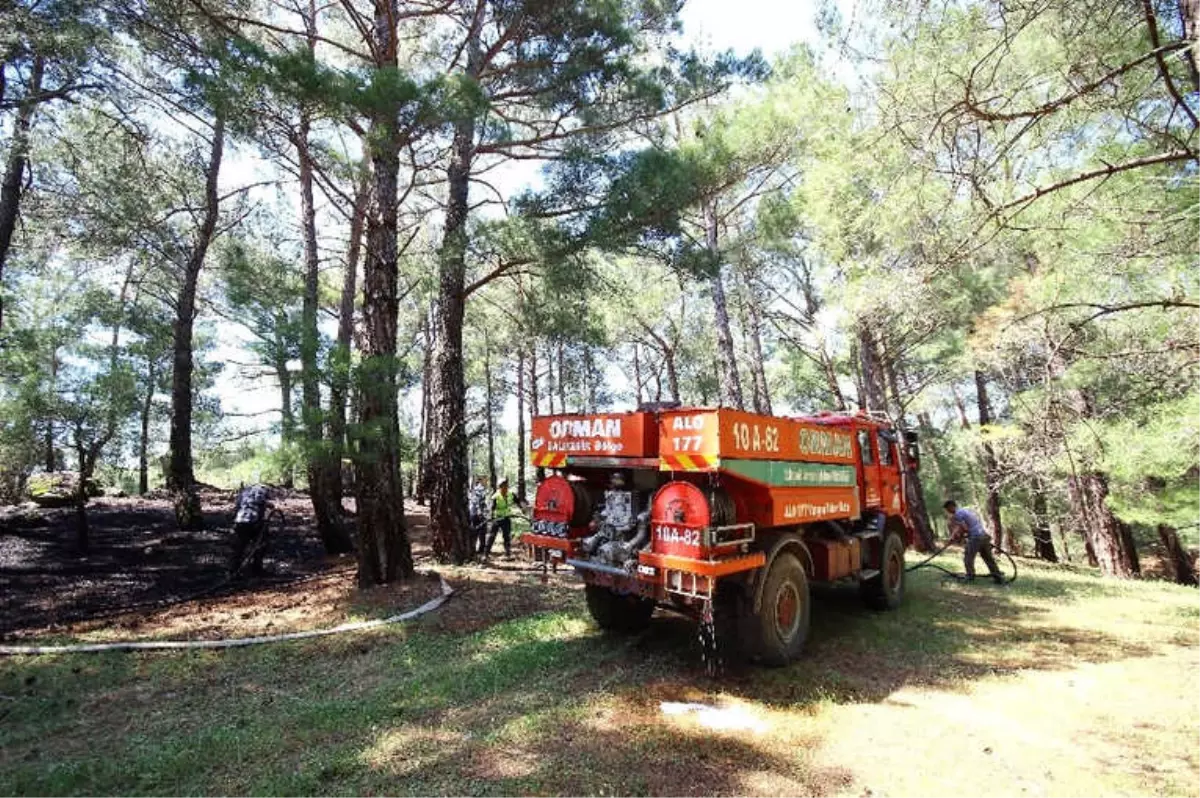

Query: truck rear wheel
[861,531,905,610]
[585,584,655,632]
[748,552,811,666]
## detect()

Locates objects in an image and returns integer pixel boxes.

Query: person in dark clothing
[468,477,490,554]
[230,484,273,576]
[943,499,1004,584]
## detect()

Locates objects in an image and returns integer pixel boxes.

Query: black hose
[906,538,1018,584]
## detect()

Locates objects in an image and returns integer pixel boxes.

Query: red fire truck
[522,406,919,665]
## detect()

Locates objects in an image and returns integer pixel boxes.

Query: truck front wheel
[748,552,811,666]
[585,584,655,632]
[860,531,905,610]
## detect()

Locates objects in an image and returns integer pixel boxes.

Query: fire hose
[0,573,453,656]
[905,537,1018,584]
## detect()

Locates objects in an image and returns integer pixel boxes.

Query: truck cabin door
[877,429,904,516]
[855,427,883,511]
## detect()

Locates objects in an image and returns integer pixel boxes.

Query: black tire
[584,584,655,633]
[861,531,905,610]
[747,552,811,666]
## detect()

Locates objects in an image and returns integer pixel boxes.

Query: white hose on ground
[0,574,454,656]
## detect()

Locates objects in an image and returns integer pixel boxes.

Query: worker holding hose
[230,484,274,576]
[943,500,1005,584]
[482,477,524,559]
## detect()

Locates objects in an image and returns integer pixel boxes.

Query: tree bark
[1178,0,1200,91]
[427,8,483,565]
[167,111,224,531]
[415,315,432,504]
[974,370,1006,551]
[584,347,597,411]
[797,259,845,410]
[516,347,527,504]
[856,324,888,412]
[276,348,295,488]
[1157,525,1197,586]
[951,385,972,429]
[328,164,368,502]
[0,55,42,331]
[1030,478,1057,561]
[138,359,156,495]
[876,342,935,551]
[1068,471,1140,577]
[740,278,772,415]
[705,202,744,409]
[546,343,556,414]
[297,99,352,555]
[530,340,540,414]
[74,443,90,555]
[557,339,567,413]
[484,335,496,489]
[632,342,643,405]
[44,347,58,471]
[354,0,414,586]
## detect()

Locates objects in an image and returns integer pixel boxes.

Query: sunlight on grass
[1,558,1197,797]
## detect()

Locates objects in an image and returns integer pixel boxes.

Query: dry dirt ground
[1,497,1197,797]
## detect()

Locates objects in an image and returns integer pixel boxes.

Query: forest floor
[1,498,1197,796]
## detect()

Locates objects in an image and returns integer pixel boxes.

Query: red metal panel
[530,411,658,461]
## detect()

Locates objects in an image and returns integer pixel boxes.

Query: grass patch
[1,554,1197,796]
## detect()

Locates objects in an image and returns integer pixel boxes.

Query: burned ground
[0,492,338,637]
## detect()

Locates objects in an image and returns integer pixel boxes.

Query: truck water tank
[650,482,736,530]
[533,475,595,527]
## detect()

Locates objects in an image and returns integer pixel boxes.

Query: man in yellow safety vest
[483,477,521,559]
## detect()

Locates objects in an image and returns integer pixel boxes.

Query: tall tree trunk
[74,443,90,555]
[876,340,935,551]
[415,315,432,504]
[663,346,680,403]
[1157,525,1197,586]
[1056,363,1139,577]
[547,344,556,414]
[974,370,1006,551]
[297,98,352,554]
[276,350,295,488]
[530,342,544,482]
[739,278,771,415]
[557,339,567,413]
[328,164,368,503]
[138,359,156,495]
[354,0,414,586]
[1030,478,1057,562]
[1177,0,1199,90]
[516,347,527,504]
[428,8,483,564]
[44,347,57,471]
[705,202,743,409]
[0,55,43,331]
[585,347,597,411]
[484,336,496,489]
[797,259,845,410]
[856,324,888,412]
[167,111,225,531]
[951,385,972,429]
[1068,471,1140,577]
[632,343,643,406]
[530,340,540,415]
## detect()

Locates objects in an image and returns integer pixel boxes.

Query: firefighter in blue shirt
[943,499,1004,584]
